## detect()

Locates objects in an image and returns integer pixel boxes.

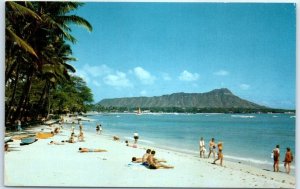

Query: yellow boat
[36,132,54,139]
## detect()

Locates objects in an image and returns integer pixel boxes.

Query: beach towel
[126,163,146,170]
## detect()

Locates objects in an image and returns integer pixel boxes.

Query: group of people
[51,124,85,144]
[131,149,174,169]
[272,144,293,174]
[199,137,224,166]
[200,137,294,174]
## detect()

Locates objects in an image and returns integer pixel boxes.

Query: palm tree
[5,2,93,125]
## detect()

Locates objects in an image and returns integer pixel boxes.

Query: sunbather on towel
[78,147,107,153]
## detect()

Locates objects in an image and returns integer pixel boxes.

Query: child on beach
[283,147,293,174]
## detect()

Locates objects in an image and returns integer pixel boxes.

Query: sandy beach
[4,123,296,188]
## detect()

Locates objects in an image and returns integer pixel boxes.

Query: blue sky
[69,3,296,109]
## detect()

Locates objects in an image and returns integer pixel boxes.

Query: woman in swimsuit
[284,147,293,174]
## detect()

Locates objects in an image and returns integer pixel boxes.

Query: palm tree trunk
[5,63,20,123]
[13,69,34,122]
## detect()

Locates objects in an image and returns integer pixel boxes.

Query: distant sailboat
[136,107,142,115]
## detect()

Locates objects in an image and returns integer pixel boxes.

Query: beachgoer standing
[133,132,139,144]
[99,124,102,134]
[199,137,206,158]
[283,147,293,174]
[17,120,22,131]
[208,138,216,159]
[79,124,83,132]
[96,124,100,134]
[273,144,280,172]
[213,149,224,166]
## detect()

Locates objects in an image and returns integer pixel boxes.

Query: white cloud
[214,70,229,76]
[103,71,133,88]
[133,67,156,85]
[74,64,113,87]
[83,64,112,77]
[162,73,172,81]
[179,70,199,81]
[240,84,250,90]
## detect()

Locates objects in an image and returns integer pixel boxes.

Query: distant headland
[93,88,294,114]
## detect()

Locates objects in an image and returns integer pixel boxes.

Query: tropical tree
[5,2,93,127]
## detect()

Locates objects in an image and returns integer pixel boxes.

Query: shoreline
[4,122,296,188]
[61,113,296,176]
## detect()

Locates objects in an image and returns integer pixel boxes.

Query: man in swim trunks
[208,138,216,159]
[78,147,107,153]
[146,150,174,169]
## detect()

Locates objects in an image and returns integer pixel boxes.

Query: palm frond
[59,15,93,32]
[6,2,41,20]
[57,2,84,14]
[6,28,38,58]
[63,63,76,73]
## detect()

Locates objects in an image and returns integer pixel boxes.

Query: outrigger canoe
[20,136,37,146]
[36,132,54,139]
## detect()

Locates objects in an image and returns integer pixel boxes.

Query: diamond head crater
[93,88,292,114]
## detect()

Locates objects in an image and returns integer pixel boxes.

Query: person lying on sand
[78,147,107,153]
[125,140,137,148]
[48,141,65,145]
[146,150,174,169]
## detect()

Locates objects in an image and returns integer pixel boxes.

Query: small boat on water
[20,136,37,146]
[136,107,142,115]
[36,132,54,139]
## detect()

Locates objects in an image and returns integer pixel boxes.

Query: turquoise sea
[74,113,296,174]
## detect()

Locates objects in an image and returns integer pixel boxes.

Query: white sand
[4,124,296,188]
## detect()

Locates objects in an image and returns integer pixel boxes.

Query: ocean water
[73,113,296,174]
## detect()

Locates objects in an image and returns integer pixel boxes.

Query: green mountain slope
[97,88,267,109]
